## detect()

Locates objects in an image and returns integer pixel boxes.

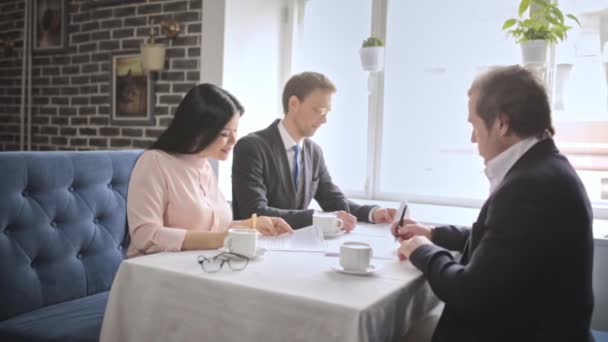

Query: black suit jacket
[410,139,594,342]
[231,119,375,228]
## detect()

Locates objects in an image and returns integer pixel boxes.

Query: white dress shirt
[277,120,378,222]
[484,136,542,194]
[277,119,303,176]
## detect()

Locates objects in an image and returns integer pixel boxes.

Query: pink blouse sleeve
[127,151,186,255]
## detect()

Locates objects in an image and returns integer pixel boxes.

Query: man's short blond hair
[282,72,336,114]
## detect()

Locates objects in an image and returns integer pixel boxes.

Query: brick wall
[0,0,202,151]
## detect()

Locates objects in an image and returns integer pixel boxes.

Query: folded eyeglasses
[197,251,249,273]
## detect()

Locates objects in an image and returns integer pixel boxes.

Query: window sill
[350,199,608,244]
[557,142,608,171]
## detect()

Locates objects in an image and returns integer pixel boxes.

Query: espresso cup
[223,228,258,258]
[313,212,344,234]
[339,242,372,272]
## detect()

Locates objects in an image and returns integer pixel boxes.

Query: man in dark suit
[232,72,396,229]
[394,65,594,341]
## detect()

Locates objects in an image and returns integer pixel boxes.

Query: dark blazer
[410,139,594,342]
[232,119,375,228]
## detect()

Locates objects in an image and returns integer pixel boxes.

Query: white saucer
[251,247,266,259]
[219,247,266,259]
[330,263,376,276]
[323,230,346,238]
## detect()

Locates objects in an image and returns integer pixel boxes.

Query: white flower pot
[359,46,384,72]
[520,40,548,65]
[141,43,166,72]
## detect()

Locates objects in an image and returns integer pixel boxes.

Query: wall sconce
[162,20,181,39]
[0,37,15,57]
[141,20,181,73]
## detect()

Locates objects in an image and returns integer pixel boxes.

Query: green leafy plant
[502,0,581,43]
[362,37,384,48]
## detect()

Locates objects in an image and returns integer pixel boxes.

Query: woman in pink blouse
[127,84,293,257]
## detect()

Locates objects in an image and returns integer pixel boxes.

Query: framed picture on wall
[111,53,154,125]
[33,0,67,52]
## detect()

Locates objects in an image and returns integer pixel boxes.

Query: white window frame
[356,0,608,218]
[364,0,486,209]
[205,0,608,219]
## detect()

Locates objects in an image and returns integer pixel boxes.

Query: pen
[395,204,408,241]
[251,213,257,230]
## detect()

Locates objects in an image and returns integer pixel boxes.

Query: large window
[215,0,608,217]
[214,0,285,199]
[551,0,608,209]
[379,0,519,206]
[294,0,608,216]
[292,0,372,195]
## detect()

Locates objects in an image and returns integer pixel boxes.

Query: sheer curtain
[377,0,608,210]
[378,0,520,205]
[223,0,608,213]
[292,0,372,194]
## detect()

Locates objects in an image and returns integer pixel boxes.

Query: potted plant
[359,37,384,72]
[502,0,580,65]
[141,22,167,73]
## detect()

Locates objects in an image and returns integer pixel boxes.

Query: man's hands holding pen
[390,218,434,260]
[390,218,433,241]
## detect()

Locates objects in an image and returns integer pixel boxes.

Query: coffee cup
[339,242,372,272]
[223,228,258,258]
[313,212,344,234]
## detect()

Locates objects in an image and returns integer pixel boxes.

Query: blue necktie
[292,145,300,187]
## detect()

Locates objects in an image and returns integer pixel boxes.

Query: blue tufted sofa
[0,150,142,342]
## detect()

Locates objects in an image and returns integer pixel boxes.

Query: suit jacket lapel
[463,200,490,264]
[502,138,557,184]
[471,202,489,245]
[472,138,557,240]
[301,140,313,206]
[267,120,298,207]
[462,139,557,264]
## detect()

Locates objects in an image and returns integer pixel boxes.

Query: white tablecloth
[100,223,439,342]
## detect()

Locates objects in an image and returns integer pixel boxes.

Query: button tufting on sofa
[0,150,142,342]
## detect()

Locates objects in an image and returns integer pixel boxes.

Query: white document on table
[259,225,327,252]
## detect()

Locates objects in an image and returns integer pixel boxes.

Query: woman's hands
[253,216,293,236]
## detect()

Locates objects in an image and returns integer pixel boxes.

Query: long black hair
[150,83,244,154]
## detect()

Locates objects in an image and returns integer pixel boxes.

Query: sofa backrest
[0,150,142,320]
